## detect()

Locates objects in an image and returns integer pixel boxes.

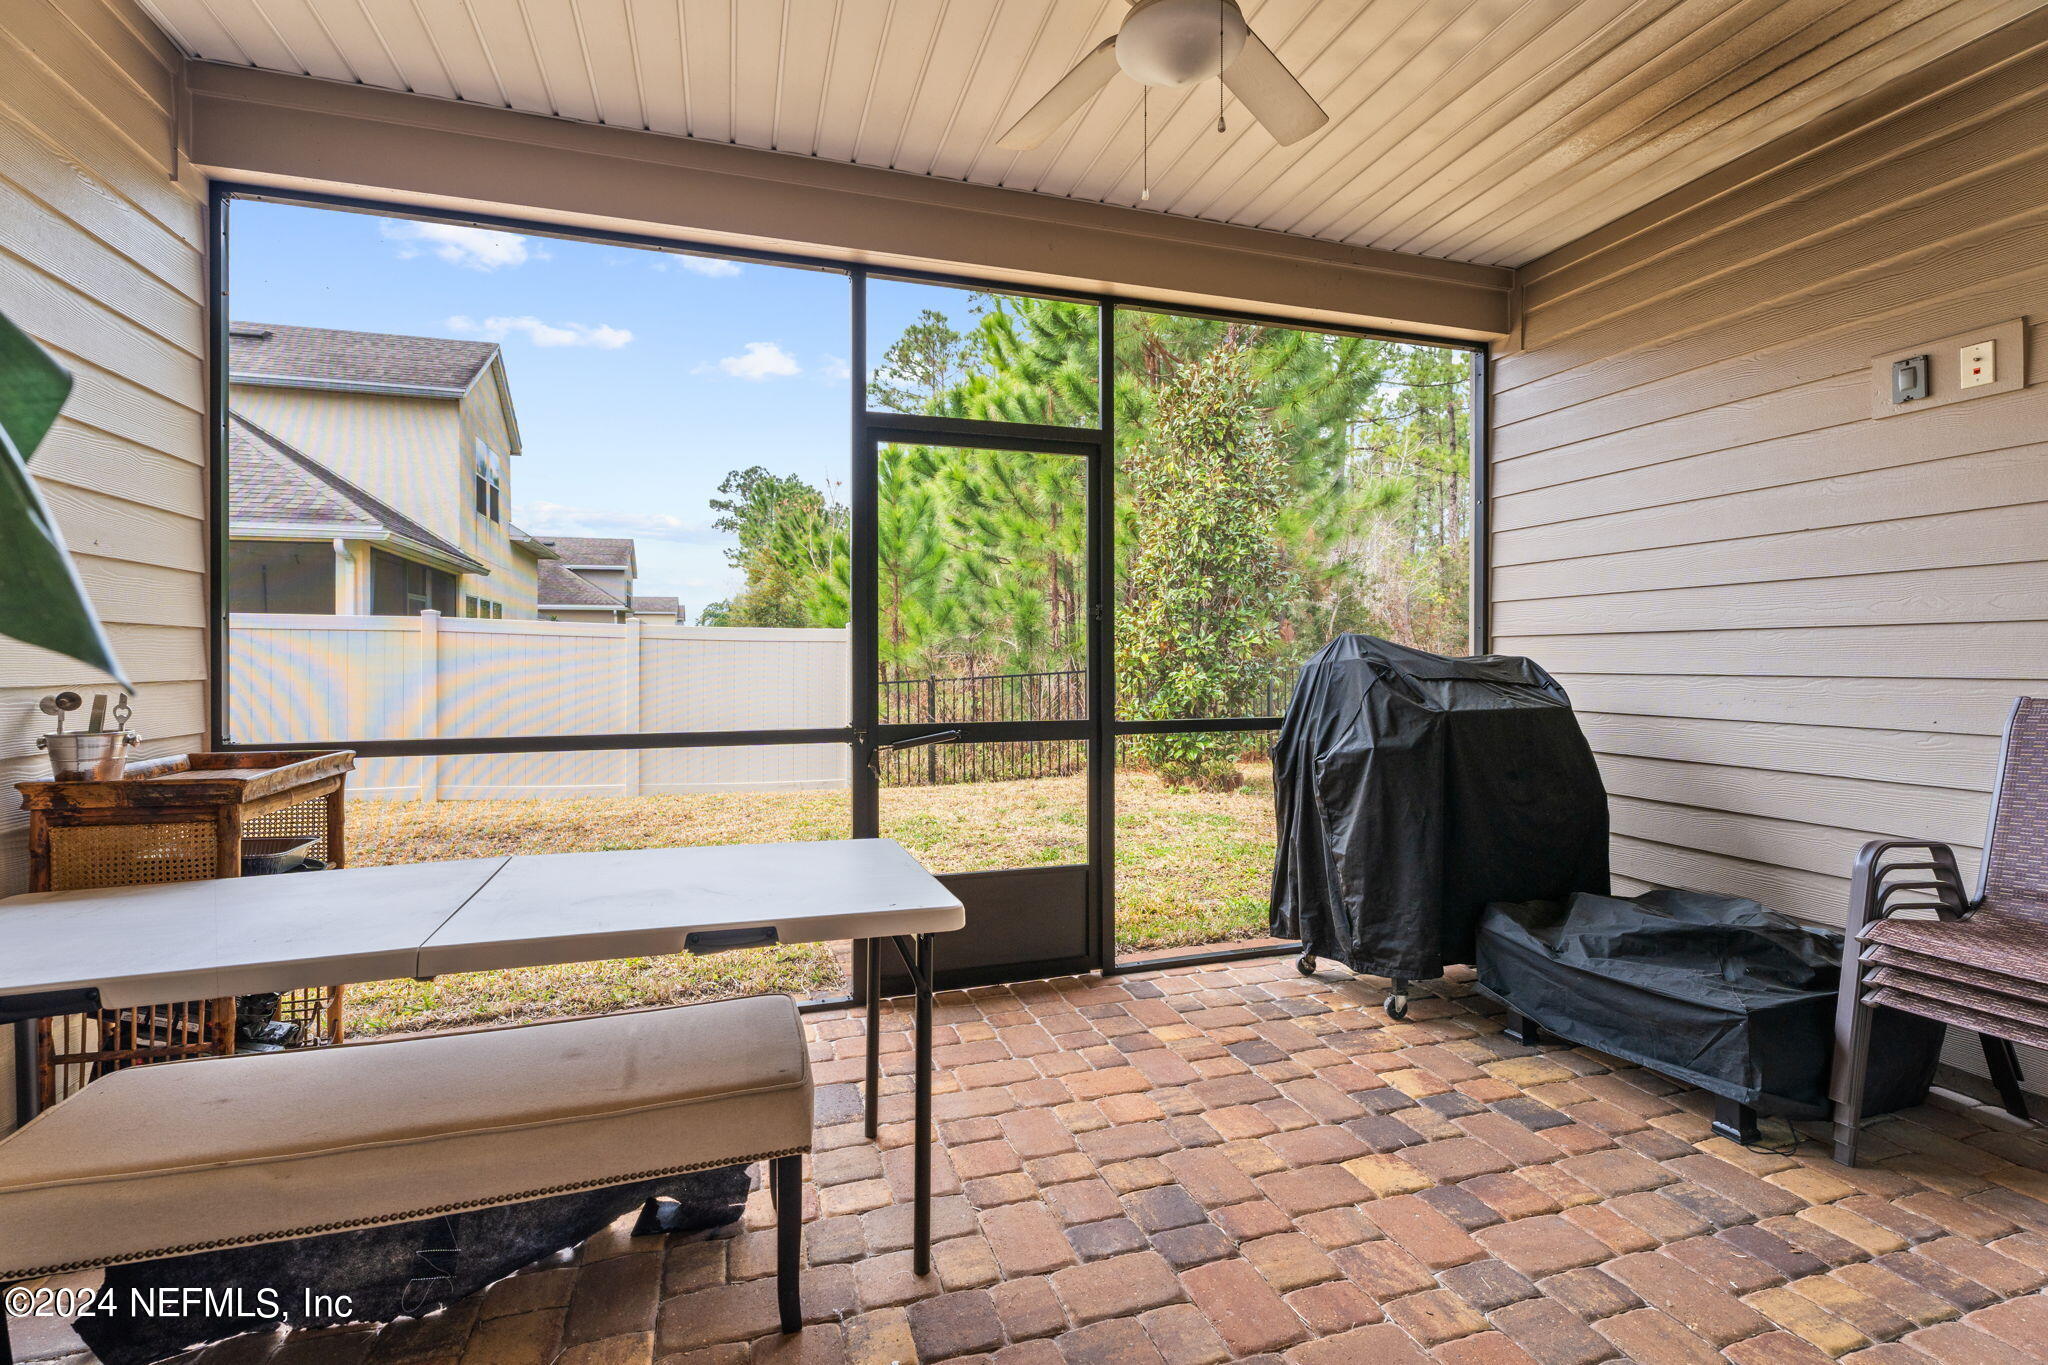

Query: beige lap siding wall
[1489,12,2048,1093]
[0,0,209,1130]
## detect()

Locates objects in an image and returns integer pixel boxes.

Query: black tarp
[1270,636,1609,981]
[1477,890,1943,1117]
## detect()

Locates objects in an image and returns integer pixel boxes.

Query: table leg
[864,937,881,1141]
[887,933,936,1277]
[915,932,933,1277]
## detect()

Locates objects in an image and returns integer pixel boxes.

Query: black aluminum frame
[204,182,1490,987]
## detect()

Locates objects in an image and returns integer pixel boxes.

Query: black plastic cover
[1477,890,1942,1117]
[1270,636,1609,980]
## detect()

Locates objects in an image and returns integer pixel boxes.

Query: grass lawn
[343,761,1275,1036]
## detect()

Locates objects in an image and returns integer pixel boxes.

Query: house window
[464,596,503,619]
[474,440,502,522]
[228,541,334,614]
[370,549,457,616]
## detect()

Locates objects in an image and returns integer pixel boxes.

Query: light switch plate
[1961,340,1996,389]
[1871,317,2027,418]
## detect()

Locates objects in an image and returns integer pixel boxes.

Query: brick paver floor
[28,957,2048,1364]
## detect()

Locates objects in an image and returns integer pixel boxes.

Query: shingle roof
[229,322,500,393]
[537,559,628,609]
[228,412,489,575]
[630,596,681,616]
[536,536,636,568]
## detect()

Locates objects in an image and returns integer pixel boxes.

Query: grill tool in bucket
[37,691,136,781]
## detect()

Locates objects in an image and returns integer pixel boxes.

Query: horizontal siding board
[1597,752,1989,850]
[30,420,210,517]
[1495,341,2048,531]
[1493,439,2048,565]
[1492,369,1867,491]
[1499,624,2048,682]
[1611,835,1850,926]
[40,481,206,575]
[1493,263,2048,455]
[1562,674,2041,737]
[1494,499,2048,602]
[1495,208,2048,428]
[0,117,202,293]
[1493,562,2048,636]
[0,34,197,245]
[1576,712,1998,790]
[1606,793,1965,884]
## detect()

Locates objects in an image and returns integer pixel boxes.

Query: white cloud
[381,220,545,271]
[515,501,719,544]
[654,254,743,278]
[700,341,801,381]
[821,354,853,381]
[448,315,634,349]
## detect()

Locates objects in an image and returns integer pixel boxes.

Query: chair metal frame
[1832,698,2037,1165]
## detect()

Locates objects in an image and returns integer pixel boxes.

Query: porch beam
[182,64,1512,342]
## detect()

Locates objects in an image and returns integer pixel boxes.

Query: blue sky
[231,200,962,618]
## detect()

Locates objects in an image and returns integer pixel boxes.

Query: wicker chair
[1832,697,2048,1165]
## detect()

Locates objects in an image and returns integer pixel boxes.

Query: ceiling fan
[998,0,1329,152]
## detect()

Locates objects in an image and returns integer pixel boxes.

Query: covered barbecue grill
[1270,636,1609,1015]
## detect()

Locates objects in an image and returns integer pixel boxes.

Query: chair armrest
[1848,839,1970,935]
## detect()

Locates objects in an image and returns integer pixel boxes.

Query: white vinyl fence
[229,612,851,800]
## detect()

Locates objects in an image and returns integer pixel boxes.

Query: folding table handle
[685,926,781,955]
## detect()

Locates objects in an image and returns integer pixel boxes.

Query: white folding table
[0,839,963,1274]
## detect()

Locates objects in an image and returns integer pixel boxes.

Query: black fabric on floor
[75,1164,752,1365]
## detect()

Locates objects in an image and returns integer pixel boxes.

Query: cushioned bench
[0,995,813,1352]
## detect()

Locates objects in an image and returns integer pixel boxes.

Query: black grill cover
[1476,890,1943,1117]
[1270,636,1609,980]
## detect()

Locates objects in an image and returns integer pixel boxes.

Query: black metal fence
[875,666,1293,786]
[879,669,1087,786]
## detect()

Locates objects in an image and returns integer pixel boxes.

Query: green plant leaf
[0,311,128,686]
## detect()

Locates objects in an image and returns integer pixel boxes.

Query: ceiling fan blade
[998,36,1121,151]
[1222,31,1328,146]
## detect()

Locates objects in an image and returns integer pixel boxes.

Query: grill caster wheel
[1385,993,1409,1020]
[1296,953,1317,976]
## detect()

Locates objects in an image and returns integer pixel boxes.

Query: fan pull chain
[1218,9,1227,133]
[1141,87,1151,200]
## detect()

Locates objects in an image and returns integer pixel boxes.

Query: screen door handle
[870,728,962,774]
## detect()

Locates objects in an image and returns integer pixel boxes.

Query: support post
[621,615,644,797]
[416,610,441,802]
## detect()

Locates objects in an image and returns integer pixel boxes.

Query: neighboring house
[630,596,682,626]
[226,321,554,617]
[533,537,678,624]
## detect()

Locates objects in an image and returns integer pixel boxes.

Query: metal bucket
[38,730,136,782]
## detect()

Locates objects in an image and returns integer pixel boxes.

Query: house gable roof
[229,321,500,395]
[228,412,490,576]
[535,536,636,570]
[537,558,628,609]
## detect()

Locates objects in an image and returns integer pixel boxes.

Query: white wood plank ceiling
[138,0,2037,266]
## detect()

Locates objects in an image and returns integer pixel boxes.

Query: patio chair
[1832,697,2048,1165]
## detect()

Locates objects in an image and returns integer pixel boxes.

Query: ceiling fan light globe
[1115,0,1249,88]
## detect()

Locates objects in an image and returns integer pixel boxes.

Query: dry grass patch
[342,765,1273,1036]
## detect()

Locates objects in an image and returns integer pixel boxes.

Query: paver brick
[1604,1251,1771,1346]
[1490,1297,1621,1365]
[1477,1214,1615,1277]
[1050,1250,1183,1325]
[1181,1258,1309,1355]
